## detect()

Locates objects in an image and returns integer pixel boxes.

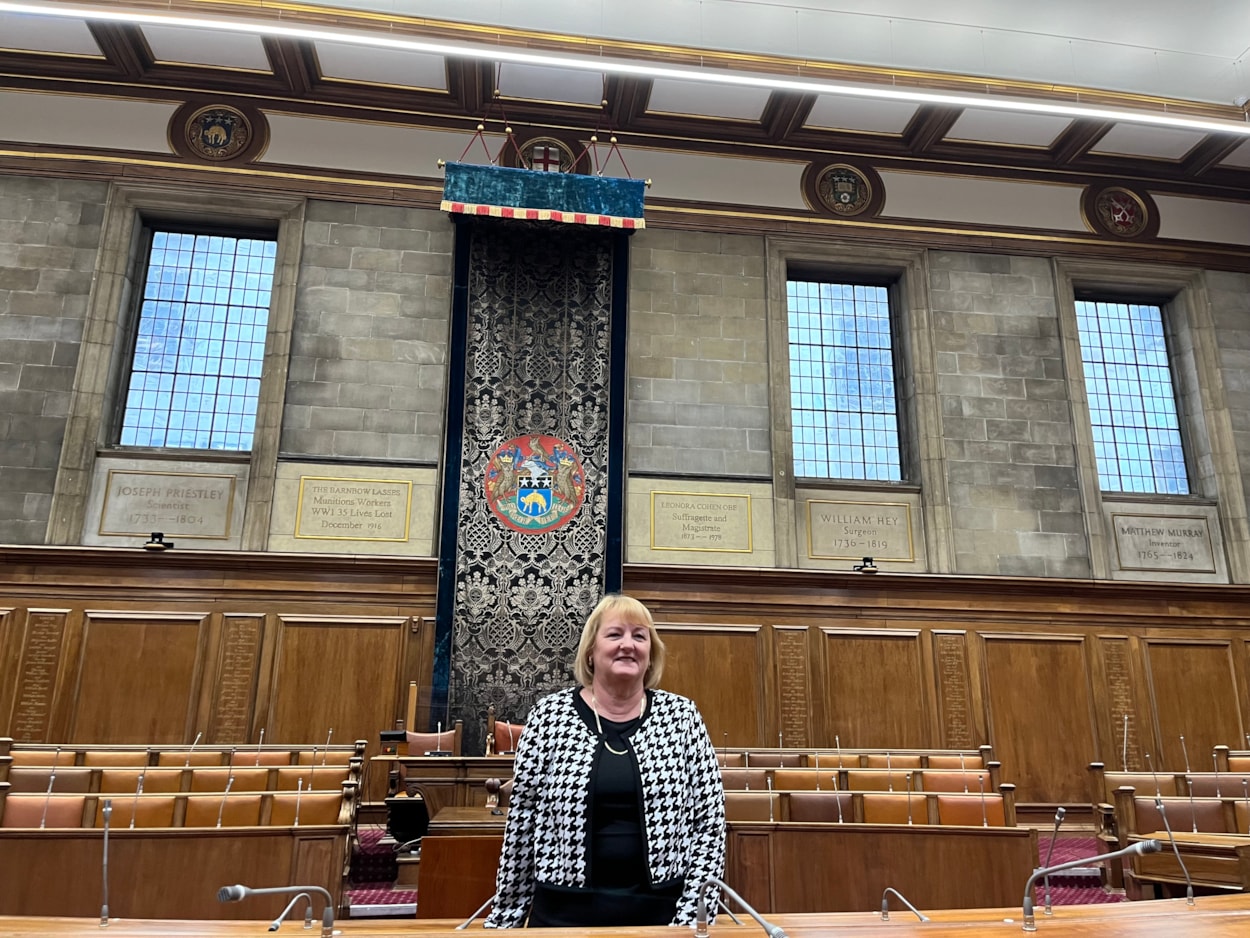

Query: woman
[485,594,725,928]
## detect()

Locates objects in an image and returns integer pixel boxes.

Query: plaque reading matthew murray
[99,470,235,539]
[808,500,914,561]
[1112,513,1216,573]
[650,492,752,552]
[295,477,412,541]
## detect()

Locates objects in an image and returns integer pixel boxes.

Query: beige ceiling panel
[1218,139,1250,168]
[0,11,101,56]
[1154,195,1250,245]
[878,170,1084,231]
[617,147,806,209]
[647,79,770,120]
[141,24,270,71]
[497,63,605,106]
[805,95,916,134]
[947,109,1072,147]
[0,90,175,152]
[315,41,446,90]
[1090,123,1208,160]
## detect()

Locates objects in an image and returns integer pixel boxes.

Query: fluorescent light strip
[5,0,1250,137]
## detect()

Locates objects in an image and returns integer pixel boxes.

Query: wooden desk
[395,757,513,818]
[726,821,1037,913]
[1130,831,1250,896]
[2,894,1250,935]
[428,806,507,837]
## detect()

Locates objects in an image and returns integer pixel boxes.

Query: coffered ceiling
[2,0,1249,196]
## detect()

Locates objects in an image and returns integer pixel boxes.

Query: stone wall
[0,175,107,543]
[284,202,453,463]
[626,229,771,478]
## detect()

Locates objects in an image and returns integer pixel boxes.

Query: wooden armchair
[1088,762,1179,888]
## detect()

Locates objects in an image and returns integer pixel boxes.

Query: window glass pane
[120,230,275,450]
[1074,299,1188,494]
[786,279,901,481]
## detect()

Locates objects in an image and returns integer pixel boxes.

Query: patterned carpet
[344,831,1123,916]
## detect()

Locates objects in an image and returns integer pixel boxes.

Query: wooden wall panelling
[0,608,16,734]
[6,608,70,742]
[980,632,1098,804]
[816,626,929,750]
[399,616,436,731]
[931,629,984,749]
[69,611,209,744]
[1091,635,1144,772]
[263,615,407,751]
[205,613,265,744]
[657,624,767,748]
[725,828,774,913]
[1142,637,1243,774]
[774,625,812,749]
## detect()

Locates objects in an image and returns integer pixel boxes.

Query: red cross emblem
[530,144,563,172]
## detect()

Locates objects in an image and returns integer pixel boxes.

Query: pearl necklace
[591,692,646,756]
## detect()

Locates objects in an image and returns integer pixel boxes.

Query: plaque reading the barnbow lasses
[807,500,914,561]
[295,477,412,541]
[650,492,752,552]
[99,470,235,539]
[1112,513,1216,573]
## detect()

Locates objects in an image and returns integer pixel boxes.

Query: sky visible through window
[1075,299,1188,494]
[787,280,901,481]
[120,231,275,450]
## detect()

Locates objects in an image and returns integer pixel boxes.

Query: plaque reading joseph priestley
[99,470,235,539]
[650,492,752,552]
[295,477,412,541]
[1112,513,1216,574]
[807,500,914,561]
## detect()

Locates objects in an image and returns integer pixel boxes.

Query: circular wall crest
[170,101,268,164]
[484,434,586,533]
[802,160,884,219]
[1082,184,1158,240]
[519,135,580,173]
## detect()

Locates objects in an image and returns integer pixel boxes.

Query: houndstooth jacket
[483,686,726,927]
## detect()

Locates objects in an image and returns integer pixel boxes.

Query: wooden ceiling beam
[604,76,652,129]
[86,22,150,79]
[446,57,496,116]
[1049,119,1115,164]
[902,106,963,154]
[263,38,317,97]
[761,92,817,143]
[1181,134,1248,177]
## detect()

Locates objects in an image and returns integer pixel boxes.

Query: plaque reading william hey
[807,500,914,561]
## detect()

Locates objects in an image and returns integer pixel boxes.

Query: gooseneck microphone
[455,893,495,929]
[268,892,313,931]
[1041,806,1066,915]
[100,799,113,927]
[695,876,786,938]
[1154,797,1196,907]
[217,884,334,938]
[881,886,929,922]
[1022,840,1161,931]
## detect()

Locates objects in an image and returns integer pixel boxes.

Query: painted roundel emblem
[184,105,253,161]
[485,434,585,533]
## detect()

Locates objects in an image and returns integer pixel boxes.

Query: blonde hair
[573,594,666,689]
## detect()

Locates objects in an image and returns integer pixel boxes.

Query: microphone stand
[269,892,313,932]
[694,876,786,938]
[455,893,494,929]
[1041,806,1066,915]
[218,884,334,938]
[100,799,113,927]
[1155,797,1196,906]
[1022,840,1161,931]
[881,886,928,922]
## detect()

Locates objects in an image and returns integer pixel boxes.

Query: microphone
[40,759,58,830]
[1212,754,1222,797]
[979,775,988,827]
[1041,806,1066,916]
[130,772,144,829]
[323,728,333,764]
[269,892,312,931]
[218,884,334,938]
[294,778,304,826]
[881,886,928,922]
[1022,840,1161,931]
[1154,797,1196,907]
[1122,714,1129,771]
[904,772,913,825]
[1180,735,1191,774]
[835,734,842,768]
[886,751,893,788]
[694,876,786,938]
[959,752,968,791]
[185,732,202,767]
[1184,776,1199,833]
[831,774,844,823]
[100,798,113,926]
[255,728,265,766]
[455,892,495,929]
[814,752,820,789]
[766,776,774,822]
[216,775,235,829]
